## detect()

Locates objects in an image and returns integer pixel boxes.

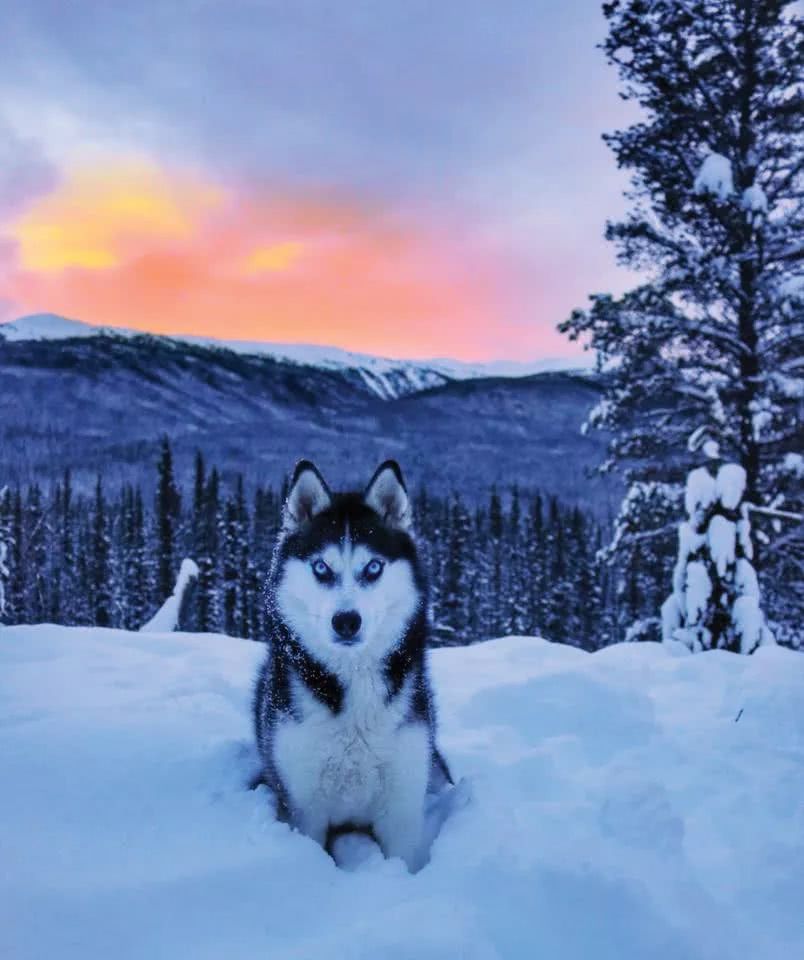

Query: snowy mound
[1,627,802,959]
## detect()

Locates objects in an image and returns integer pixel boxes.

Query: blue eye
[363,558,384,582]
[312,559,334,582]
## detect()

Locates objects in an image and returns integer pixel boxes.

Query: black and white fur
[253,459,451,871]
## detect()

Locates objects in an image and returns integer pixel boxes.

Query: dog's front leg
[373,723,430,872]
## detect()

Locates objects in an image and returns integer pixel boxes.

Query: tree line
[0,438,665,649]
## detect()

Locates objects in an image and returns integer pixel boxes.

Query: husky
[252,459,451,871]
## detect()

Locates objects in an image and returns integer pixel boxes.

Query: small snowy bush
[662,463,774,654]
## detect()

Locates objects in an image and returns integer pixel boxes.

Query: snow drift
[1,626,802,959]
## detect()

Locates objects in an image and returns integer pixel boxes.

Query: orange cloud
[1,159,527,360]
[243,241,303,274]
[12,163,221,272]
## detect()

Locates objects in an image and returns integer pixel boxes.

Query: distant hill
[1,313,589,399]
[0,322,613,510]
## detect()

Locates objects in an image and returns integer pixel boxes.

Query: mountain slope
[0,332,609,505]
[1,313,587,400]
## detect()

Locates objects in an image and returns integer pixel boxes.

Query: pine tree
[24,485,48,622]
[488,487,505,637]
[440,493,472,645]
[663,462,774,652]
[561,0,804,639]
[0,486,10,620]
[129,487,150,628]
[154,436,182,604]
[504,486,528,634]
[8,488,24,622]
[90,476,111,627]
[544,497,569,645]
[524,492,545,636]
[196,467,221,632]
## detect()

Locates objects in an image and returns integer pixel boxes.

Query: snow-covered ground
[1,626,802,959]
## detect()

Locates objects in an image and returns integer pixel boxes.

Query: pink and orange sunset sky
[0,1,636,362]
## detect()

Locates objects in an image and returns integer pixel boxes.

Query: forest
[0,438,644,649]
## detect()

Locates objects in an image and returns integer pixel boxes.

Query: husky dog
[253,459,451,871]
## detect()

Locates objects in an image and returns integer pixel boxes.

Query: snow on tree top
[693,152,734,200]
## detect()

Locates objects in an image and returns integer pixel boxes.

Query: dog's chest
[275,668,409,818]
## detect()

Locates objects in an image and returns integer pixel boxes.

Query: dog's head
[272,460,424,662]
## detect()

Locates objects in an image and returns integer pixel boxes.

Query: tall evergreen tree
[196,467,221,632]
[154,436,182,604]
[525,492,545,636]
[24,484,48,622]
[561,0,804,639]
[0,487,10,619]
[90,476,112,627]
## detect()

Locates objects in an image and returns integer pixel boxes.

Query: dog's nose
[331,610,362,641]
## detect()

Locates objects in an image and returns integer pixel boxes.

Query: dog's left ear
[364,460,411,529]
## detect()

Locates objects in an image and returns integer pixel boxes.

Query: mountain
[0,319,611,508]
[0,313,590,399]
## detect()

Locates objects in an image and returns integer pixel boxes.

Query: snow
[783,452,804,477]
[0,313,591,399]
[140,558,198,632]
[1,626,803,959]
[715,462,746,511]
[778,274,804,299]
[707,514,736,577]
[741,183,767,213]
[684,466,716,518]
[737,514,754,559]
[684,560,712,624]
[732,595,772,653]
[702,438,720,459]
[694,152,734,200]
[735,557,759,600]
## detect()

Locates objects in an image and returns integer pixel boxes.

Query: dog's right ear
[283,460,331,531]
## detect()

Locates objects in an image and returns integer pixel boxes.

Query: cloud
[0,1,637,359]
[0,123,59,219]
[12,163,221,272]
[2,159,538,360]
[243,242,304,275]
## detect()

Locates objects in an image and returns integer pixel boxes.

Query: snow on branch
[694,153,734,201]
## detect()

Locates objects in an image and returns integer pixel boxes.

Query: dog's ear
[283,460,331,531]
[364,460,411,529]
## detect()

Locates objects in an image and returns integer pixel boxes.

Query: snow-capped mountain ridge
[0,313,587,400]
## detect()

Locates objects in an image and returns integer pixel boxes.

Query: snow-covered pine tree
[0,486,9,620]
[488,487,505,636]
[504,486,529,635]
[525,492,545,635]
[196,466,221,632]
[7,488,23,622]
[561,0,803,639]
[90,475,111,627]
[440,493,473,645]
[24,484,48,622]
[154,436,182,605]
[663,462,774,652]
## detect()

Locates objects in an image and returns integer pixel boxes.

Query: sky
[0,1,636,362]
